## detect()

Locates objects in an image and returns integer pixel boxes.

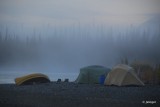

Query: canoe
[15,73,50,85]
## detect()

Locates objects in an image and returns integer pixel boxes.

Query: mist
[0,21,160,82]
[0,0,160,83]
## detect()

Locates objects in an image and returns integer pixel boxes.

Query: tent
[104,64,144,86]
[75,65,110,84]
[15,73,50,85]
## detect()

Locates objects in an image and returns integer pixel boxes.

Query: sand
[0,82,160,107]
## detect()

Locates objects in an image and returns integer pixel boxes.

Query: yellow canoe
[15,73,50,85]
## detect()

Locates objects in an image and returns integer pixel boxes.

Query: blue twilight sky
[0,0,160,28]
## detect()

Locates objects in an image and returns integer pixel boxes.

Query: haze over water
[0,0,160,83]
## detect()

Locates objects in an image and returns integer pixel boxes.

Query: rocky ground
[0,82,160,107]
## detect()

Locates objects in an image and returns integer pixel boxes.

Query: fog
[0,0,160,83]
[0,22,160,78]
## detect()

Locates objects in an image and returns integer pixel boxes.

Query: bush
[130,61,155,84]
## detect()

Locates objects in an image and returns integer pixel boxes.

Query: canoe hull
[15,73,50,85]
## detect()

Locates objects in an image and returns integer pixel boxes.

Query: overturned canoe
[15,73,50,85]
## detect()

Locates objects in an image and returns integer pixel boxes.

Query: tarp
[75,65,110,84]
[104,64,144,86]
[15,73,50,85]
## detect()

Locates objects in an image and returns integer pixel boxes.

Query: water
[0,71,78,84]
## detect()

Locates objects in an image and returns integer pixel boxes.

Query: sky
[0,0,160,83]
[0,0,160,27]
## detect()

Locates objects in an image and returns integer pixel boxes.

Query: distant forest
[0,24,160,65]
[0,24,160,84]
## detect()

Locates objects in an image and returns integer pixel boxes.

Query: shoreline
[0,82,160,107]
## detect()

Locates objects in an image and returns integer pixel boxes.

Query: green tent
[75,65,110,84]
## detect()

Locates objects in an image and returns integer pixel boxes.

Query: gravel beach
[0,82,160,107]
